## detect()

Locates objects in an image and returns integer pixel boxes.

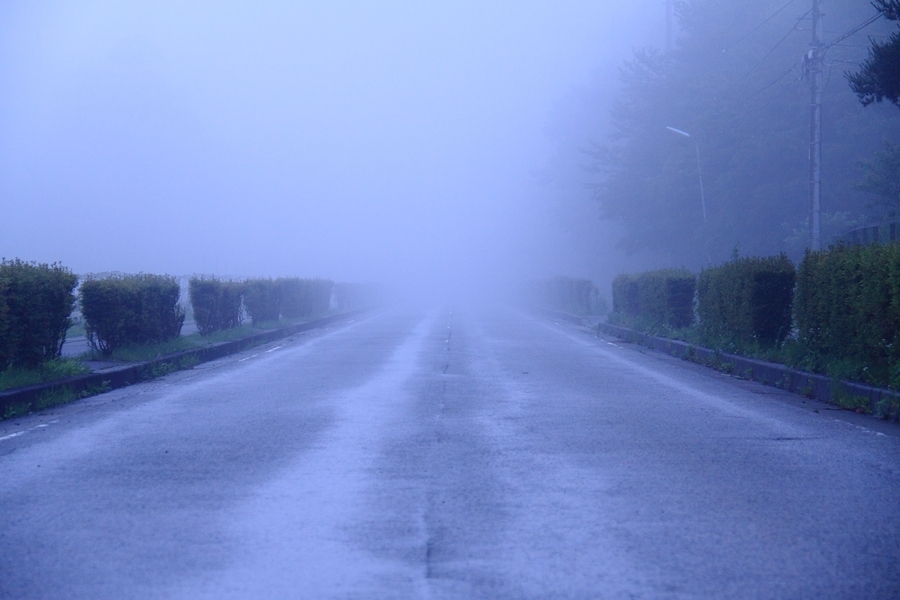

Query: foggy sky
[0,1,663,298]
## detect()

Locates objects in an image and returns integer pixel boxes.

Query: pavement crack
[425,537,434,579]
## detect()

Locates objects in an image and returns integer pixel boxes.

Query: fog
[0,1,663,302]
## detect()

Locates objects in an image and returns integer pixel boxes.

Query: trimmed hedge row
[80,274,185,355]
[609,245,900,387]
[243,279,280,325]
[796,243,900,386]
[189,277,243,336]
[1,258,351,370]
[242,277,335,326]
[611,257,794,348]
[530,276,606,315]
[612,269,695,328]
[0,260,78,368]
[280,278,333,319]
[697,254,795,348]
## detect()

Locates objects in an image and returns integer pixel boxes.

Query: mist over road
[1,309,899,598]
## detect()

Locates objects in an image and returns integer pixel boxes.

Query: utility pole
[808,0,823,250]
[666,0,674,52]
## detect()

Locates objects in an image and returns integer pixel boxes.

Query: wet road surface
[1,308,899,598]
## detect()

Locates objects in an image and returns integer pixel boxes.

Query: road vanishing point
[1,308,899,599]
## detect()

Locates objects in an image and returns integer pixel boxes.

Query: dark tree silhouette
[848,1,900,107]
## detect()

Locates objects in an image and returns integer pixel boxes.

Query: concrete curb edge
[536,307,900,417]
[0,308,369,417]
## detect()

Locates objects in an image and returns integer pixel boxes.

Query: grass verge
[0,359,91,392]
[79,316,322,362]
[603,316,898,396]
[1,311,343,421]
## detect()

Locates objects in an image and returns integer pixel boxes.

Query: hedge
[795,243,900,386]
[530,276,606,315]
[0,259,78,368]
[697,254,794,349]
[0,277,7,365]
[243,278,281,325]
[611,269,695,328]
[189,277,244,336]
[80,274,185,355]
[278,278,333,319]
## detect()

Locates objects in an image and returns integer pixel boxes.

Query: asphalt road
[1,308,899,599]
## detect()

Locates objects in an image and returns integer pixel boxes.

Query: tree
[856,141,900,214]
[847,1,900,107]
[590,0,900,266]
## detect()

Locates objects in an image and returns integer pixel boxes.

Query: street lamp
[666,126,707,223]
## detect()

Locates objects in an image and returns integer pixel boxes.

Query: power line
[752,74,802,114]
[741,8,812,79]
[751,64,798,97]
[823,13,883,50]
[724,0,800,53]
[746,3,880,99]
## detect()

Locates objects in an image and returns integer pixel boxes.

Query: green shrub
[80,274,185,355]
[277,278,306,319]
[697,254,795,349]
[0,276,8,366]
[0,357,90,391]
[531,276,606,315]
[189,277,244,336]
[611,269,695,328]
[795,243,900,386]
[611,274,639,317]
[243,278,281,325]
[278,278,332,319]
[0,259,78,368]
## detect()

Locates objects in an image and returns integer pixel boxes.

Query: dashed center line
[238,354,260,362]
[265,346,283,353]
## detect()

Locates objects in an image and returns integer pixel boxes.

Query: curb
[599,322,900,416]
[536,308,900,417]
[0,308,369,417]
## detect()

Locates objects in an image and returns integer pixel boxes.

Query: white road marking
[265,346,283,353]
[238,354,260,362]
[0,418,61,442]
